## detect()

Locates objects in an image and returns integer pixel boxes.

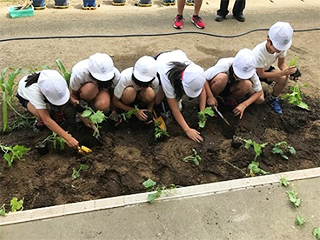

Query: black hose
[0,27,319,43]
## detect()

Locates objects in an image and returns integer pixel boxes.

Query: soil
[0,0,319,211]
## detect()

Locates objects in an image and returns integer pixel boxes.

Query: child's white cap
[233,48,256,79]
[268,21,293,51]
[133,56,157,82]
[38,70,70,106]
[182,64,206,98]
[89,53,115,81]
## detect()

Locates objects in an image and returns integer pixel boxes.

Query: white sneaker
[177,99,183,111]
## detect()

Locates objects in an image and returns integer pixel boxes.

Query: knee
[79,83,99,102]
[122,87,137,104]
[95,96,110,111]
[140,87,155,103]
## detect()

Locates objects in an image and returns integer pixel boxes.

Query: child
[155,50,206,142]
[113,56,159,122]
[205,48,264,119]
[17,70,79,149]
[70,53,122,128]
[252,21,297,115]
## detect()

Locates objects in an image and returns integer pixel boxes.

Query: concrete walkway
[0,168,319,240]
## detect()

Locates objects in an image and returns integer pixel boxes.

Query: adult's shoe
[215,14,225,22]
[234,14,245,22]
[191,15,205,29]
[173,14,184,29]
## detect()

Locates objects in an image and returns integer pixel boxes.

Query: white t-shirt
[205,57,262,93]
[156,50,194,99]
[17,75,47,109]
[70,59,120,91]
[114,67,159,99]
[252,40,287,70]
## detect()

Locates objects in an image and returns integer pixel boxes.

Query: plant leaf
[313,227,320,240]
[295,214,306,226]
[143,179,156,189]
[279,177,290,187]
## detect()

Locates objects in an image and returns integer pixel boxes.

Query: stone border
[1,167,319,226]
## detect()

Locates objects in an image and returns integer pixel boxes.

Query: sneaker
[33,118,45,132]
[186,0,194,6]
[191,15,205,29]
[268,98,283,115]
[215,14,225,22]
[51,112,65,125]
[173,14,184,29]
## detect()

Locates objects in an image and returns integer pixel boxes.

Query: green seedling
[295,214,306,226]
[286,190,301,208]
[313,227,320,240]
[10,197,24,212]
[247,161,269,177]
[72,164,89,180]
[242,139,268,161]
[282,82,309,111]
[288,55,299,67]
[198,107,214,128]
[55,59,71,86]
[279,177,290,187]
[272,141,296,160]
[143,179,177,203]
[182,148,201,166]
[25,65,50,74]
[0,143,30,167]
[42,132,66,150]
[0,204,6,216]
[121,105,139,121]
[154,121,169,140]
[81,107,106,136]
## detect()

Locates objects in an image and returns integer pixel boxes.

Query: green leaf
[286,190,301,207]
[72,168,80,180]
[80,164,89,171]
[295,214,306,226]
[147,193,157,203]
[143,179,157,189]
[10,197,23,212]
[279,177,290,187]
[0,204,6,216]
[288,55,299,67]
[313,227,320,240]
[89,111,105,124]
[81,109,92,118]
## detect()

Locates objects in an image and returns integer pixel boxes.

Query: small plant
[121,105,139,121]
[279,177,290,187]
[198,107,214,128]
[42,132,66,150]
[55,59,71,86]
[282,82,309,111]
[313,227,320,240]
[295,214,306,226]
[182,148,201,166]
[0,143,30,167]
[243,139,268,161]
[0,204,6,216]
[288,55,299,68]
[81,106,106,136]
[10,197,24,212]
[272,141,296,160]
[154,121,169,140]
[143,179,177,203]
[286,190,301,208]
[247,161,269,177]
[72,164,89,180]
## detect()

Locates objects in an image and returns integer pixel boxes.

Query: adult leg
[193,0,202,16]
[232,0,245,22]
[217,0,229,17]
[177,0,185,15]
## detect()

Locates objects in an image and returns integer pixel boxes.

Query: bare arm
[233,90,263,119]
[204,81,218,108]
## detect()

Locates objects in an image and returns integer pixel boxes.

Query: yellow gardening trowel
[153,110,166,131]
[78,145,92,154]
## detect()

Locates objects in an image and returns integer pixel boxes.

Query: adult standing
[173,0,205,29]
[215,0,246,22]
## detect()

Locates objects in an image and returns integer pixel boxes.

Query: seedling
[42,132,66,150]
[10,197,24,212]
[286,190,301,208]
[313,227,320,240]
[288,55,299,68]
[0,204,6,216]
[295,214,306,226]
[279,177,290,187]
[121,105,139,121]
[282,82,309,111]
[72,164,89,180]
[247,161,269,177]
[272,141,296,160]
[0,143,30,167]
[182,148,201,166]
[55,59,71,86]
[154,121,169,140]
[243,138,268,161]
[198,107,214,128]
[81,107,106,136]
[143,179,177,204]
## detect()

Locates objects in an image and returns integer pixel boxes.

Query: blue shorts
[16,93,29,109]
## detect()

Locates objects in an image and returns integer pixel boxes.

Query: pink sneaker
[191,15,205,29]
[173,14,184,29]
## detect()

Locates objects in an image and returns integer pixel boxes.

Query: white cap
[133,56,157,82]
[38,70,70,106]
[233,48,257,80]
[182,64,206,98]
[268,21,293,51]
[88,53,115,81]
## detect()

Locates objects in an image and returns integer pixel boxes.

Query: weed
[286,190,301,208]
[143,179,177,203]
[42,132,66,150]
[295,214,306,226]
[247,161,269,177]
[198,107,214,128]
[154,121,169,140]
[279,177,290,187]
[182,148,201,166]
[10,197,24,212]
[55,59,71,86]
[282,81,309,111]
[72,164,89,180]
[272,141,296,160]
[313,227,320,240]
[0,143,31,167]
[242,138,268,161]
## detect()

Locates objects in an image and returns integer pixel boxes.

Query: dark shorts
[259,66,275,85]
[16,93,29,109]
[219,82,232,97]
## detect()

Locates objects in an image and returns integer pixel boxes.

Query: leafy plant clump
[282,82,309,111]
[198,107,214,128]
[288,55,299,67]
[143,179,177,203]
[182,148,201,166]
[0,197,24,216]
[295,214,306,226]
[272,141,296,160]
[279,177,290,187]
[286,190,301,208]
[0,143,31,167]
[243,139,268,161]
[81,106,106,136]
[247,161,269,177]
[72,164,89,180]
[0,204,6,216]
[313,227,320,240]
[42,132,66,150]
[121,105,139,121]
[154,121,169,140]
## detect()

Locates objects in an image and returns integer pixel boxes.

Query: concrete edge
[0,167,319,226]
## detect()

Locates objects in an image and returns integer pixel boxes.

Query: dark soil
[0,93,320,210]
